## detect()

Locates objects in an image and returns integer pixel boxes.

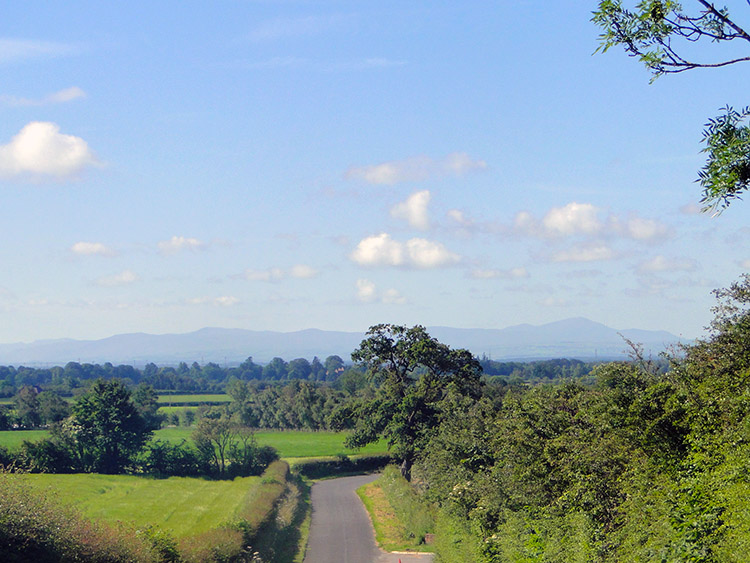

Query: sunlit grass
[0,428,389,458]
[19,473,260,538]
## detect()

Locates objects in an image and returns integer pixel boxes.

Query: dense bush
[291,453,391,479]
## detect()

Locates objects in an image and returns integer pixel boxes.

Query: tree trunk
[400,457,412,481]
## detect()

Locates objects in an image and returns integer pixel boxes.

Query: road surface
[303,474,434,563]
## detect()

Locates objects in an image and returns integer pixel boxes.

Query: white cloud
[356,278,377,302]
[240,265,317,282]
[290,264,318,279]
[71,241,115,257]
[0,39,79,63]
[542,203,601,237]
[242,268,285,282]
[350,233,460,268]
[514,202,670,242]
[1,86,86,107]
[637,255,697,274]
[447,209,473,226]
[0,121,98,178]
[382,288,407,304]
[95,270,138,287]
[355,279,406,304]
[391,190,431,230]
[741,259,750,269]
[406,238,460,267]
[551,244,616,263]
[158,236,205,255]
[345,152,486,186]
[470,267,529,280]
[350,233,405,266]
[610,216,670,241]
[515,202,601,238]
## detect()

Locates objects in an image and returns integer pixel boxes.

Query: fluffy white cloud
[406,238,460,268]
[741,259,750,269]
[71,241,115,257]
[95,270,138,287]
[1,86,86,107]
[515,203,601,238]
[158,236,205,255]
[0,121,97,178]
[470,267,529,280]
[355,279,406,304]
[637,255,697,274]
[551,244,616,263]
[391,190,431,230]
[350,233,460,268]
[350,233,405,266]
[514,202,670,242]
[345,152,486,185]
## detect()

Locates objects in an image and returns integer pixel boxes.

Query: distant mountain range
[0,318,690,367]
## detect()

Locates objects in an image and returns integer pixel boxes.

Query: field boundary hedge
[290,453,391,479]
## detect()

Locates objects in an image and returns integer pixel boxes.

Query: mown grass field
[0,428,389,458]
[17,473,260,537]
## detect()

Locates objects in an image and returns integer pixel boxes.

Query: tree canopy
[345,324,482,479]
[68,378,151,473]
[593,1,750,211]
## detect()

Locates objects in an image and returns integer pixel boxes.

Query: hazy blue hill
[0,319,690,366]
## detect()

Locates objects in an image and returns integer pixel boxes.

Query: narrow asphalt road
[303,474,435,563]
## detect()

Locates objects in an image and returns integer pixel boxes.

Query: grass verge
[356,465,435,553]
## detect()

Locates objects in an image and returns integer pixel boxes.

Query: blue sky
[1,1,748,343]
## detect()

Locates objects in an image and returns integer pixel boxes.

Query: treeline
[0,354,348,397]
[0,354,608,400]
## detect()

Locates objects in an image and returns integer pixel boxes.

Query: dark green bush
[292,454,391,479]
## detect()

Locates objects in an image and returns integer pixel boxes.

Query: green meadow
[17,473,260,537]
[0,428,388,458]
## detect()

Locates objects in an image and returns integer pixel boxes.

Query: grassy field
[0,428,389,458]
[0,429,48,451]
[18,473,260,537]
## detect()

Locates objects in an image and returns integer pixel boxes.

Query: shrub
[19,438,77,473]
[140,439,201,477]
[291,453,391,479]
